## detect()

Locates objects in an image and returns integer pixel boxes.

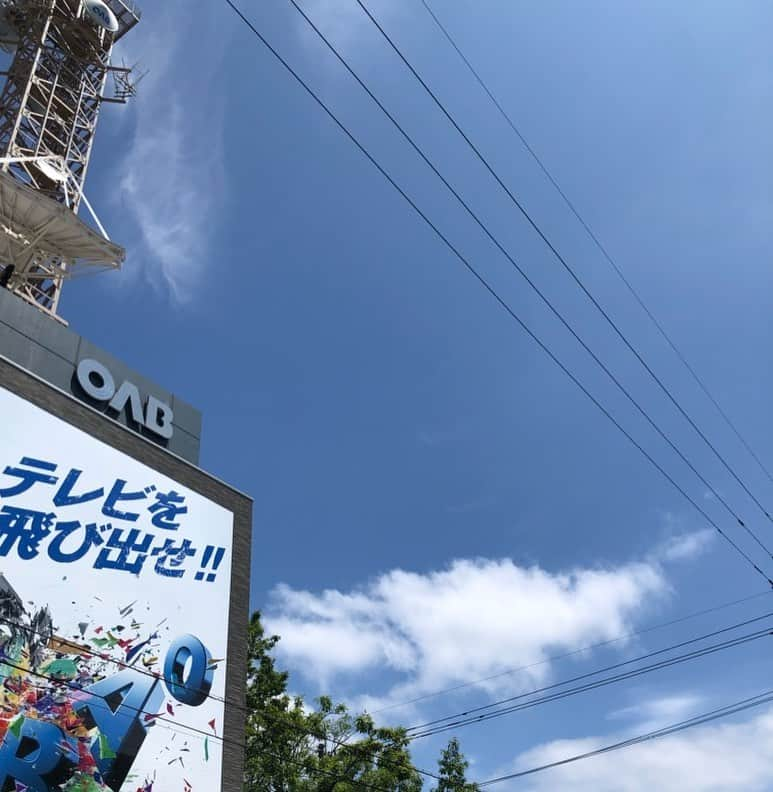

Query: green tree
[307,709,423,792]
[243,611,331,790]
[432,738,480,792]
[243,611,424,791]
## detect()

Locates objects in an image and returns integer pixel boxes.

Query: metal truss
[0,0,139,318]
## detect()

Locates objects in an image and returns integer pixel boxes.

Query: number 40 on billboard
[0,633,215,792]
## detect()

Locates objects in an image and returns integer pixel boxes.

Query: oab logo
[76,358,174,440]
[83,0,119,32]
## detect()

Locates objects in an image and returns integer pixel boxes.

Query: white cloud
[658,529,715,562]
[608,694,705,732]
[113,2,226,303]
[507,706,773,792]
[265,556,666,701]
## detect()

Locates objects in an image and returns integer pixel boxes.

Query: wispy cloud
[113,2,227,303]
[648,510,715,563]
[658,529,715,563]
[608,694,704,732]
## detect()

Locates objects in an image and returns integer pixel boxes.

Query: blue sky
[60,0,773,788]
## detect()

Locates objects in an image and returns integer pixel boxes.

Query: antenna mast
[0,0,141,321]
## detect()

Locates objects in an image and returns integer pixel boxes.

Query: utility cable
[409,625,771,740]
[0,654,228,747]
[476,688,773,786]
[246,748,398,792]
[372,588,771,714]
[282,0,773,558]
[407,611,773,733]
[0,613,442,784]
[0,658,404,792]
[354,0,773,528]
[2,600,770,772]
[221,0,772,585]
[2,616,766,790]
[281,0,773,563]
[419,0,773,496]
[0,654,411,792]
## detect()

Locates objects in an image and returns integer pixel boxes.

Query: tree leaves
[433,737,480,792]
[243,611,471,791]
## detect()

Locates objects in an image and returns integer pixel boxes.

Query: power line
[408,623,772,740]
[220,0,773,586]
[407,610,773,733]
[371,588,772,714]
[3,647,398,792]
[3,611,765,790]
[353,0,773,528]
[0,612,442,784]
[279,0,773,561]
[0,650,404,792]
[2,593,770,779]
[0,611,239,709]
[9,0,769,737]
[476,688,773,786]
[248,748,399,792]
[208,8,773,781]
[419,0,773,497]
[0,653,226,746]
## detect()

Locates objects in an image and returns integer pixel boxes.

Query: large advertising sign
[0,385,234,791]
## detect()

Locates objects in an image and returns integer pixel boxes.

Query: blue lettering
[73,667,163,791]
[0,717,78,792]
[164,633,213,706]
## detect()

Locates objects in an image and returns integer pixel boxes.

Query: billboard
[0,384,234,791]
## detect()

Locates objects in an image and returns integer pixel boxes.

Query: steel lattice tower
[0,0,140,320]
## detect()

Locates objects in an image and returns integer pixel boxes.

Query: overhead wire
[475,688,773,786]
[22,611,761,781]
[220,0,773,585]
[205,8,773,784]
[418,0,773,496]
[6,595,773,775]
[0,653,227,747]
[82,0,773,765]
[251,750,404,792]
[0,7,766,770]
[406,610,773,734]
[0,611,239,709]
[184,6,773,783]
[0,649,412,792]
[276,0,773,565]
[2,600,771,769]
[371,588,772,714]
[408,621,773,740]
[0,613,442,784]
[353,0,773,529]
[2,611,767,789]
[2,646,399,792]
[282,0,773,559]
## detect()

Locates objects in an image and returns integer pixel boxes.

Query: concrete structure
[0,285,202,463]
